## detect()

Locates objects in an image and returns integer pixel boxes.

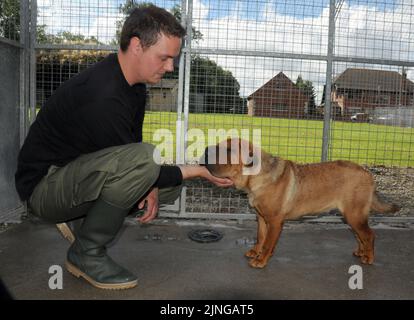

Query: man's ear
[130,36,143,55]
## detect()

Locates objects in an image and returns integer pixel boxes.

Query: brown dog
[202,138,399,268]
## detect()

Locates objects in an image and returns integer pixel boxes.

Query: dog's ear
[240,139,262,175]
[244,148,254,167]
[240,140,257,167]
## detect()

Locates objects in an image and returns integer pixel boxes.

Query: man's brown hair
[120,4,186,51]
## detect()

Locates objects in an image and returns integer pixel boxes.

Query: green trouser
[29,143,181,223]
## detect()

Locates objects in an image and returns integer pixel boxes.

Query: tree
[36,32,105,106]
[296,75,317,116]
[0,0,20,40]
[7,0,244,114]
[112,1,243,114]
[111,1,203,47]
[0,0,90,44]
[38,31,101,45]
[190,56,244,114]
[169,3,203,43]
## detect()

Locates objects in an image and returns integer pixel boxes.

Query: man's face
[135,33,182,84]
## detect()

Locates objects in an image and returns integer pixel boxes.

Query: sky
[37,0,414,102]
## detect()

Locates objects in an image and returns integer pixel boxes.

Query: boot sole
[56,223,75,244]
[65,260,138,290]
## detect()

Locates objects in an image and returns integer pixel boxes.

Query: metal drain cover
[188,229,223,243]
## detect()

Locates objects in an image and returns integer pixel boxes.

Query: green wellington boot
[65,198,138,290]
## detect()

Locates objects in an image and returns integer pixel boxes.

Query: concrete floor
[0,216,413,300]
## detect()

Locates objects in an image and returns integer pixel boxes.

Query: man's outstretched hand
[137,166,232,224]
[179,165,233,187]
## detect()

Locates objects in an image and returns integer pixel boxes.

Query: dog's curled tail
[371,194,400,213]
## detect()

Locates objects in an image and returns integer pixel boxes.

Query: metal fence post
[29,0,37,124]
[176,0,187,167]
[174,0,188,216]
[19,0,30,144]
[179,0,193,216]
[321,0,336,162]
[183,0,193,154]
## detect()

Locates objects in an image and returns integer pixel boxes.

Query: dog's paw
[353,249,364,257]
[360,254,374,265]
[245,249,259,258]
[248,258,268,268]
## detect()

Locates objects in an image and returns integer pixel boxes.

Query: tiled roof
[333,68,414,92]
[248,72,302,98]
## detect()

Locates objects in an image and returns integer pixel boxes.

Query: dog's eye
[244,160,254,167]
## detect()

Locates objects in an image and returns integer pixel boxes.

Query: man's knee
[100,143,161,209]
[123,143,160,183]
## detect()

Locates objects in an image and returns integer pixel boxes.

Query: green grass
[143,111,414,167]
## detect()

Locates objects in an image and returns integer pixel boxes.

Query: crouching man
[15,4,232,290]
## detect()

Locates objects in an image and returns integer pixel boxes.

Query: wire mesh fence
[329,0,414,170]
[0,1,25,222]
[5,0,413,220]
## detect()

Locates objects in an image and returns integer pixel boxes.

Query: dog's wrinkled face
[201,138,261,188]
